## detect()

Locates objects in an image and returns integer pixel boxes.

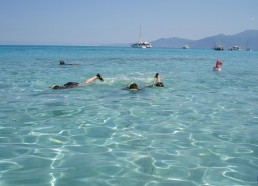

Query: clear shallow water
[0,46,257,186]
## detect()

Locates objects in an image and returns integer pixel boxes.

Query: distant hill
[151,30,258,50]
[150,37,192,48]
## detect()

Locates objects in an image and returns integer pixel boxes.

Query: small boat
[228,46,242,51]
[245,40,251,51]
[232,46,241,51]
[213,60,222,71]
[213,44,224,51]
[182,45,190,49]
[131,26,152,48]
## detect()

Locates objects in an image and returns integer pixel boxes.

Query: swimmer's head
[52,85,60,89]
[156,82,164,87]
[129,83,140,90]
[59,60,65,65]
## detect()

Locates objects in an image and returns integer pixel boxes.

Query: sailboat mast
[140,25,142,41]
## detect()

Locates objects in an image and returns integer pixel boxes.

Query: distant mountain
[150,37,193,48]
[151,30,258,50]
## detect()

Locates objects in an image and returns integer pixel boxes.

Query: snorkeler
[145,73,164,88]
[59,60,80,66]
[51,73,104,90]
[59,60,65,65]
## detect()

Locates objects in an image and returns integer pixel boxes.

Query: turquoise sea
[0,46,257,186]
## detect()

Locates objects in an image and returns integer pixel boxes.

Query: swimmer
[59,60,65,65]
[51,73,104,90]
[145,73,164,88]
[59,60,79,66]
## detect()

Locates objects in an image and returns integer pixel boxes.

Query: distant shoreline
[1,29,257,50]
[0,45,256,51]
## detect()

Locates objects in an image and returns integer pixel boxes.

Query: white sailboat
[131,26,152,48]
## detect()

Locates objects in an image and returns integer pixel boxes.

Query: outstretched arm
[84,76,99,84]
[82,73,104,84]
[145,73,160,87]
[156,74,161,83]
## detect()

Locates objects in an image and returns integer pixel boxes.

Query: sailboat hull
[131,43,150,48]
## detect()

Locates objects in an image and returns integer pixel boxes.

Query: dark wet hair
[129,83,139,90]
[59,60,65,65]
[52,85,60,89]
[156,82,164,87]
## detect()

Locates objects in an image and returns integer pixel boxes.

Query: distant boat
[182,44,190,49]
[232,46,241,51]
[131,26,152,48]
[245,40,251,51]
[228,46,242,51]
[213,43,224,51]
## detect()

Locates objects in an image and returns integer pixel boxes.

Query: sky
[0,0,257,45]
